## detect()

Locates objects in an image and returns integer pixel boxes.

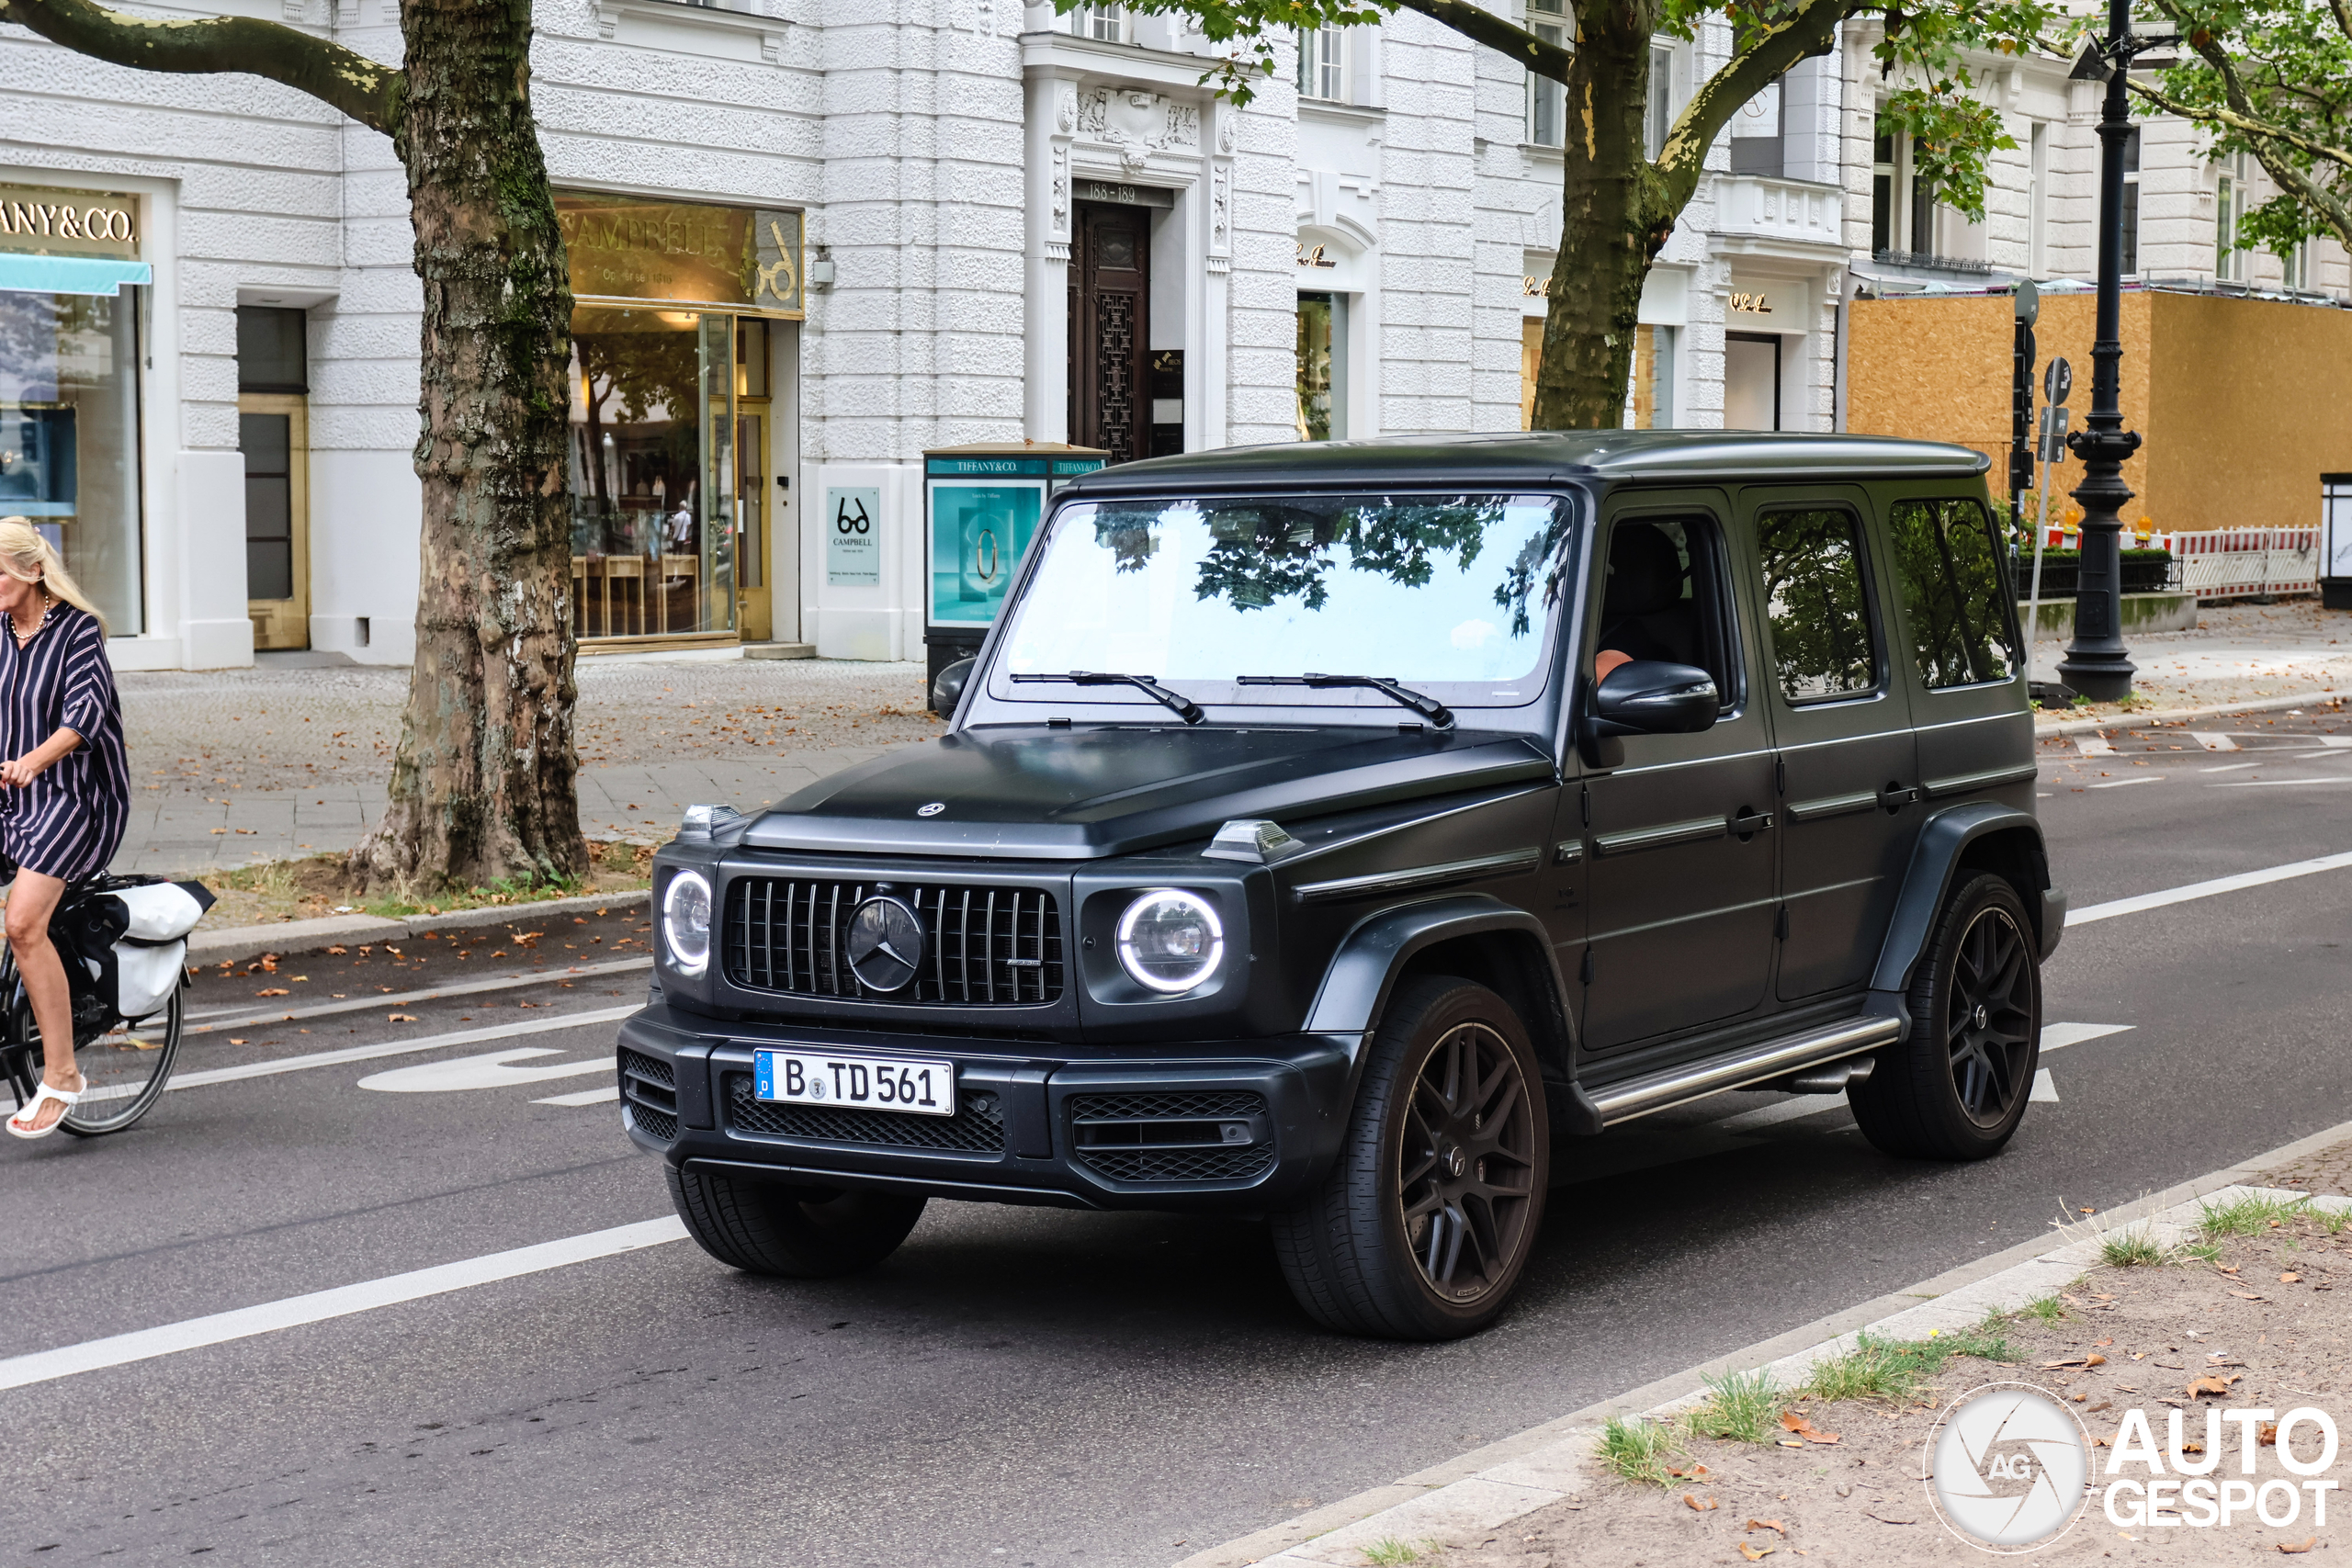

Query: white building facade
[21,1,2283,673]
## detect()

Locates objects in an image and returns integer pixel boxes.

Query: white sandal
[6,1079,79,1139]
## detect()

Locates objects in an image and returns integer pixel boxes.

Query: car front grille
[725,1072,1005,1155]
[724,877,1064,1007]
[620,1046,679,1142]
[1068,1089,1275,1185]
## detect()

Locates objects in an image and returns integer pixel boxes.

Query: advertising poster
[929,482,1041,626]
[825,486,880,586]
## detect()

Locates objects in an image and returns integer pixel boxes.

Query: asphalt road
[4,706,2350,1566]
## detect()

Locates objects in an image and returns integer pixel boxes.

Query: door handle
[1880,782,1920,812]
[1731,808,1775,839]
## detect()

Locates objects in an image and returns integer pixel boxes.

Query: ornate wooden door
[1069,202,1149,463]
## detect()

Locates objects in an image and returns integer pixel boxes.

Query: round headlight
[1115,889,1225,995]
[662,870,712,977]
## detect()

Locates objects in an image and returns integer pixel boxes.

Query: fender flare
[1869,803,2054,1004]
[1303,894,1603,1135]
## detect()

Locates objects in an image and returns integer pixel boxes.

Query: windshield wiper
[1009,671,1205,725]
[1234,672,1455,730]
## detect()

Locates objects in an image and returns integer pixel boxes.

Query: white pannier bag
[110,881,211,1022]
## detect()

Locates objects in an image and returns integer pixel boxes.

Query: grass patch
[194,845,655,930]
[2199,1193,2312,1239]
[1799,1321,2015,1405]
[2099,1229,2168,1268]
[1596,1416,1681,1486]
[2322,1206,2352,1237]
[1683,1367,1781,1444]
[2180,1237,2224,1264]
[2020,1293,2068,1324]
[1361,1540,1430,1566]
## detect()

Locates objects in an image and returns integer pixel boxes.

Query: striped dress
[0,604,130,882]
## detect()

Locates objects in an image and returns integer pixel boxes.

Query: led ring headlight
[662,869,713,977]
[1115,889,1224,995]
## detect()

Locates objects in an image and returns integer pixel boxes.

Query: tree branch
[2127,67,2352,174]
[1659,0,1853,187]
[0,0,402,135]
[1392,0,1572,83]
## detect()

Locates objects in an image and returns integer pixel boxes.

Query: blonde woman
[0,520,130,1138]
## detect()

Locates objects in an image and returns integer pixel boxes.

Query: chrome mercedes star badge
[844,896,926,992]
[917,802,945,818]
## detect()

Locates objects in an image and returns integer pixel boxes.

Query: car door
[1743,487,1921,1001]
[1577,495,1780,1052]
[1880,488,2037,809]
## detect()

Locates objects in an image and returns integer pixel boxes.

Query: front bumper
[616,1004,1363,1212]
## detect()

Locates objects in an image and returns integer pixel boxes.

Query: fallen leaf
[1739,1546,1773,1562]
[1747,1519,1790,1537]
[2260,1422,2279,1447]
[2280,1538,2317,1554]
[1667,1464,1711,1479]
[2179,1440,2205,1454]
[228,1037,246,1045]
[2093,1337,2114,1346]
[2229,1291,2268,1302]
[2089,1401,2113,1414]
[326,945,348,954]
[2041,1353,2108,1370]
[2079,1206,2098,1213]
[1779,1410,1840,1443]
[2071,1393,2089,1403]
[2187,1375,2240,1398]
[387,1013,419,1023]
[254,987,289,998]
[2281,1272,2301,1283]
[2132,1352,2148,1361]
[1684,1493,1718,1512]
[2219,1265,2241,1275]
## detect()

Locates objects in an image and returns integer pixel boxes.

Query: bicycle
[0,872,195,1137]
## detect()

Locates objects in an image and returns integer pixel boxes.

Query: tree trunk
[346,0,586,893]
[1530,6,1674,431]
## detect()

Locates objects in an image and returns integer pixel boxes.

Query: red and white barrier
[2173,527,2321,602]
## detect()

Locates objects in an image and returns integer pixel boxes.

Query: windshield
[993,493,1575,710]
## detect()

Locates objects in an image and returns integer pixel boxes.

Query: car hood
[741,725,1557,860]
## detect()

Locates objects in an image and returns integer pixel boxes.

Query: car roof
[1057,430,1993,497]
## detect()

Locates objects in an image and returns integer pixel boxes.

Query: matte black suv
[622,432,2062,1340]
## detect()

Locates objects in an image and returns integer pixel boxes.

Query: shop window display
[0,287,142,633]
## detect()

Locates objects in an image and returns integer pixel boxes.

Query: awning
[0,254,153,296]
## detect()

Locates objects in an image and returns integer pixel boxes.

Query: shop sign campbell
[1926,1382,2342,1552]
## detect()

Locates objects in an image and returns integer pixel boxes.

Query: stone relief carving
[1056,84,1078,134]
[1075,88,1201,172]
[1211,164,1230,252]
[1050,144,1070,239]
[1217,110,1235,154]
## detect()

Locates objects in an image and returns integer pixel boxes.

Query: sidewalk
[112,655,933,877]
[2030,598,2352,724]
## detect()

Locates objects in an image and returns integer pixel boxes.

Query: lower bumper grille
[1069,1089,1274,1185]
[725,1072,1005,1155]
[620,1047,679,1142]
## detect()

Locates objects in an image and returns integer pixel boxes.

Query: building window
[2028,122,2048,277]
[1872,126,1939,259]
[0,287,144,635]
[1645,44,1675,160]
[1296,292,1347,440]
[2120,127,2141,276]
[1298,23,1345,103]
[1729,78,1783,176]
[1526,0,1568,145]
[1067,4,1127,42]
[2215,151,2247,281]
[1872,130,1896,254]
[2282,237,2314,292]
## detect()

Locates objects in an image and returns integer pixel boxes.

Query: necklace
[12,593,51,647]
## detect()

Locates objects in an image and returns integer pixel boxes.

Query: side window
[1757,508,1879,701]
[1887,498,2018,688]
[1594,515,1740,708]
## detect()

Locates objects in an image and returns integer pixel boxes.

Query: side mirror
[931,657,975,718]
[1589,660,1720,737]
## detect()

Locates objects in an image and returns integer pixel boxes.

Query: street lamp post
[2057,0,2148,702]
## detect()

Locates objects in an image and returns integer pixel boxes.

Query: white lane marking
[2200,761,2260,774]
[188,957,652,1030]
[2075,738,2115,757]
[2212,779,2352,787]
[2086,776,2161,789]
[2041,1022,2133,1053]
[2030,1068,2060,1103]
[2069,850,2352,927]
[2190,732,2238,751]
[164,1006,639,1092]
[358,1047,615,1094]
[535,1085,621,1107]
[2323,737,2352,749]
[1713,1099,1852,1134]
[0,1217,686,1393]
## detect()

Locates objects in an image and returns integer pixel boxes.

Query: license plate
[752,1049,956,1118]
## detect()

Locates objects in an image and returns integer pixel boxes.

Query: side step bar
[1589,1014,1902,1127]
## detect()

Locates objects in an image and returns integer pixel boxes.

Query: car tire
[666,1163,928,1278]
[1849,872,2042,1161]
[1271,976,1549,1340]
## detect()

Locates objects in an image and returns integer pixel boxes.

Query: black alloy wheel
[1850,872,2042,1161]
[1272,976,1549,1339]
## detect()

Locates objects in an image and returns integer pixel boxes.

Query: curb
[1177,1111,2352,1568]
[2034,686,2344,737]
[187,889,650,966]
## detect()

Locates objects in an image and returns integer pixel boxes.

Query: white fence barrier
[2173,527,2321,602]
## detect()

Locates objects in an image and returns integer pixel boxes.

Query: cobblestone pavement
[2257,1134,2352,1201]
[112,655,937,876]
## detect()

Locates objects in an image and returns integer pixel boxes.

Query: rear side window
[1757,508,1878,702]
[1888,499,2017,688]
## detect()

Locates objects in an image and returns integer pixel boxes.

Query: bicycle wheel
[61,990,182,1136]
